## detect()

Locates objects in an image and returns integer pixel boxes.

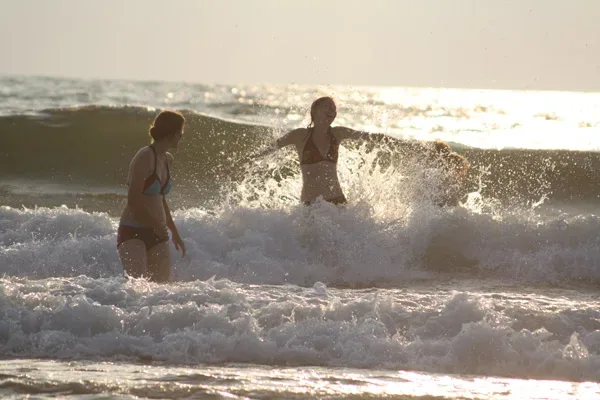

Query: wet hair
[424,140,469,174]
[308,96,335,128]
[447,152,470,174]
[424,139,451,164]
[149,110,185,142]
[432,139,451,155]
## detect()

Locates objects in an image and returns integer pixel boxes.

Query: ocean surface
[1,75,600,399]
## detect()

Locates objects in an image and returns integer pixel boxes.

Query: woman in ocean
[117,110,186,282]
[254,96,468,206]
[255,96,389,205]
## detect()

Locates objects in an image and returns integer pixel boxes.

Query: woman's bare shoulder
[130,146,153,170]
[277,127,308,147]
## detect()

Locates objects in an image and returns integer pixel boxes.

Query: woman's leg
[147,241,171,283]
[118,240,148,278]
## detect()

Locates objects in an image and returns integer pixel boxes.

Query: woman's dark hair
[308,96,335,128]
[447,152,470,175]
[149,110,185,142]
[432,139,451,155]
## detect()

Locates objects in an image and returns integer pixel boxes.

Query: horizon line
[2,72,600,95]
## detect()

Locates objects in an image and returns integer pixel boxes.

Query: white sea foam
[1,176,600,286]
[1,277,599,382]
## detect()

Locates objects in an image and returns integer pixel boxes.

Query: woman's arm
[333,127,371,141]
[163,152,186,257]
[250,142,279,160]
[222,128,305,179]
[252,128,304,159]
[163,196,186,257]
[163,198,177,234]
[333,127,410,147]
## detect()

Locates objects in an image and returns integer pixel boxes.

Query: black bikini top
[300,128,339,165]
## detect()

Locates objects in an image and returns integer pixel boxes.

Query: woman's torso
[119,146,170,227]
[296,128,344,203]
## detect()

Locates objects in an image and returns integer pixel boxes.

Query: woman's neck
[151,140,170,154]
[312,124,331,136]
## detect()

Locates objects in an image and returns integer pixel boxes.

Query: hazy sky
[1,0,599,91]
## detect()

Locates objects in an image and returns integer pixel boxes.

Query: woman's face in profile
[170,127,184,148]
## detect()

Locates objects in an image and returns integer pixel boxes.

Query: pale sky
[1,0,599,91]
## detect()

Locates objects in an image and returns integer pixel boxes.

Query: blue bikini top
[142,146,172,196]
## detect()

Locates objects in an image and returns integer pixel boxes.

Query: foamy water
[2,190,599,285]
[2,275,600,380]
